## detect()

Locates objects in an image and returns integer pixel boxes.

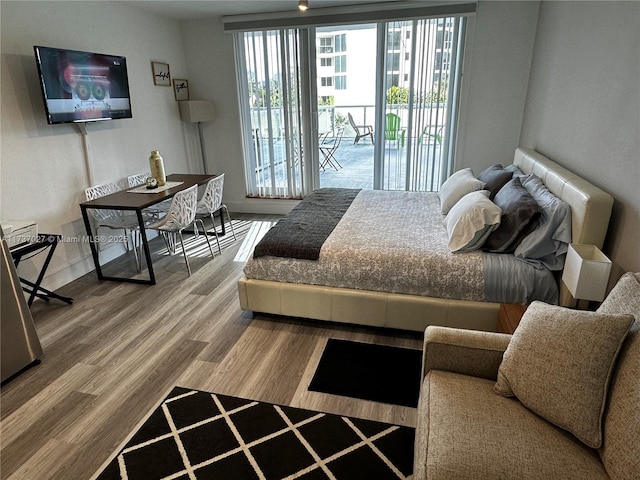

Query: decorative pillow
[597,272,640,319]
[494,301,634,448]
[504,164,525,177]
[477,164,514,199]
[444,190,502,252]
[514,174,572,270]
[482,177,541,253]
[438,168,486,215]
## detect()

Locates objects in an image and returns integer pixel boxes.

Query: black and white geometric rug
[94,387,415,479]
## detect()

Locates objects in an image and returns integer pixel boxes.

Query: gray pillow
[504,164,525,177]
[514,174,572,270]
[483,177,541,253]
[477,164,514,199]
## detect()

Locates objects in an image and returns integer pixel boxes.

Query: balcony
[250,104,445,193]
[318,134,443,190]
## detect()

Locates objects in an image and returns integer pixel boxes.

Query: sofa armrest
[422,326,512,381]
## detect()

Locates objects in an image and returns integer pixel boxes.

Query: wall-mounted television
[34,45,133,124]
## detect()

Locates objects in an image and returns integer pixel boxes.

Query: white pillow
[438,168,486,215]
[445,190,502,252]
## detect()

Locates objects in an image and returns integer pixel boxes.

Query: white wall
[456,0,540,170]
[519,1,640,275]
[0,1,199,290]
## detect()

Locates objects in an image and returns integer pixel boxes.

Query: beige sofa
[414,272,640,479]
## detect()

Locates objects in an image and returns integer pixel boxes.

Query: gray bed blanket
[253,188,361,260]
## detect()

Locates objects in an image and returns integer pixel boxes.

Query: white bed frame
[237,148,614,332]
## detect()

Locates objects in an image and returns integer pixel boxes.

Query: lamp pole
[198,121,208,174]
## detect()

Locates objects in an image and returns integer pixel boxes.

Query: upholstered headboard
[513,148,614,249]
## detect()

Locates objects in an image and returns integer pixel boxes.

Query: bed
[238,148,614,332]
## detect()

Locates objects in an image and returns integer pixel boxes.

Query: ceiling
[126,0,401,21]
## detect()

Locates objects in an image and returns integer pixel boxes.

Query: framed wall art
[173,79,189,101]
[151,62,171,86]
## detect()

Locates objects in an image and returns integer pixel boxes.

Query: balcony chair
[418,125,443,146]
[195,174,236,255]
[347,112,374,144]
[85,183,152,271]
[319,127,345,171]
[385,113,406,148]
[146,184,214,276]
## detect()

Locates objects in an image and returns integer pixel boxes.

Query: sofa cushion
[494,301,634,448]
[596,272,640,478]
[414,370,609,480]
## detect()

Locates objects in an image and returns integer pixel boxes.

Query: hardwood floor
[0,214,422,480]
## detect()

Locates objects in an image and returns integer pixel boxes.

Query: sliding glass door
[378,16,466,191]
[316,24,377,189]
[233,14,467,198]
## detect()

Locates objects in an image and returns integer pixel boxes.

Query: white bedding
[244,190,558,304]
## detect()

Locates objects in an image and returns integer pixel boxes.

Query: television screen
[34,45,132,124]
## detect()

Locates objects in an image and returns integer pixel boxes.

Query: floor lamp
[179,100,216,174]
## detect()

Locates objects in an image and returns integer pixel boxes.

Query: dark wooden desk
[79,173,215,285]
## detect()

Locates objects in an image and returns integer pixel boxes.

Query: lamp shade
[562,243,612,302]
[179,100,215,123]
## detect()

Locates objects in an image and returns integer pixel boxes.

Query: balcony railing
[249,104,445,191]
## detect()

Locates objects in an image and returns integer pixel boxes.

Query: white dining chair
[146,184,214,276]
[85,183,149,271]
[195,174,236,255]
[127,172,152,188]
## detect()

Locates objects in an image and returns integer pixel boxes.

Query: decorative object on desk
[128,181,183,194]
[179,100,216,174]
[172,78,189,101]
[148,150,166,186]
[145,177,158,189]
[151,61,170,86]
[562,243,612,302]
[0,220,38,250]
